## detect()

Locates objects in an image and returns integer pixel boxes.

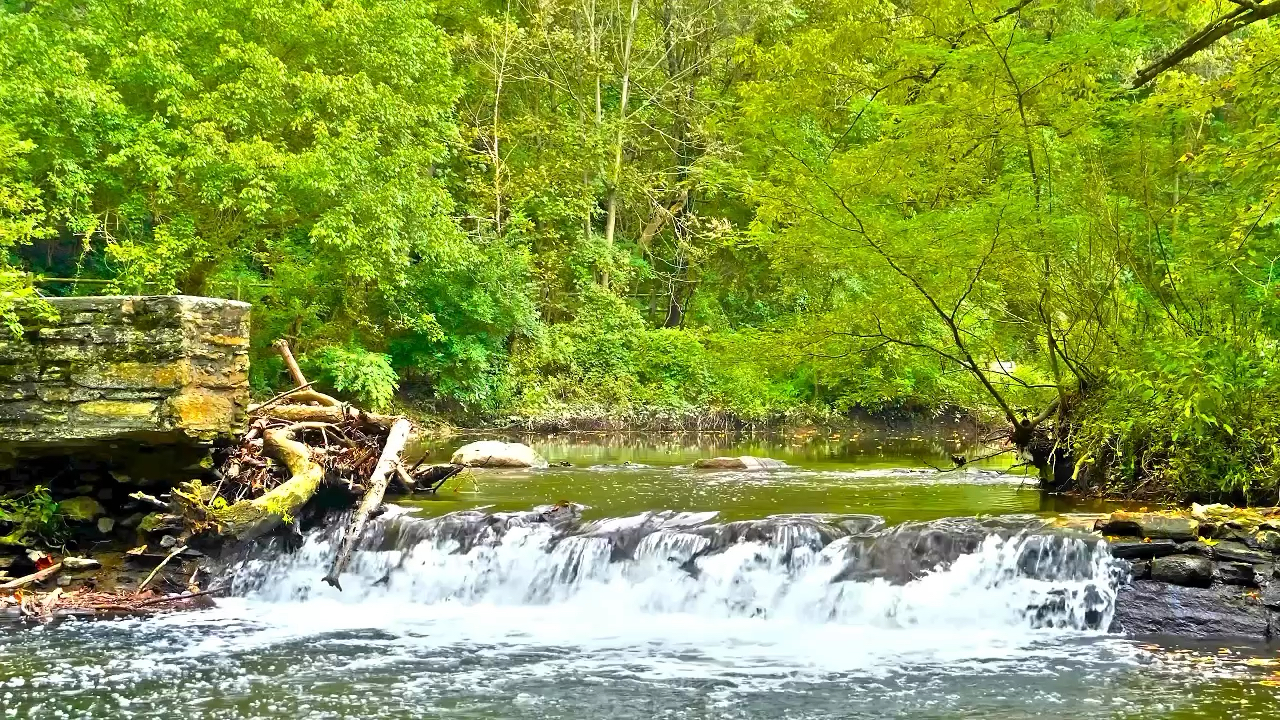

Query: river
[1,431,1278,718]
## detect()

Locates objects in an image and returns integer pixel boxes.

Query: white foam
[218,512,1120,679]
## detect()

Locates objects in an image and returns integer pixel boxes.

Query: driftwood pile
[183,340,462,583]
[0,340,464,621]
[0,586,218,623]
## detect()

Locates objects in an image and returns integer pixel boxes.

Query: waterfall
[224,506,1123,634]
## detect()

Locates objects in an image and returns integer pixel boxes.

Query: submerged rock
[59,496,105,521]
[692,456,786,470]
[450,441,548,468]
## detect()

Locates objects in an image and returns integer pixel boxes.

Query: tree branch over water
[1131,0,1280,88]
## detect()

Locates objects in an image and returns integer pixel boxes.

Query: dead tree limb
[271,340,341,407]
[273,339,308,388]
[252,381,316,414]
[0,563,61,590]
[1132,1,1280,88]
[394,464,417,492]
[415,464,466,493]
[323,417,413,590]
[137,545,188,593]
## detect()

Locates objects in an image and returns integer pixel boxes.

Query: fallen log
[209,423,327,539]
[323,417,412,590]
[248,403,398,430]
[0,563,61,590]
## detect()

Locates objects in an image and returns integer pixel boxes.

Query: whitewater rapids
[215,505,1123,675]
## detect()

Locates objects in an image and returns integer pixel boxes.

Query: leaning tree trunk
[323,417,413,589]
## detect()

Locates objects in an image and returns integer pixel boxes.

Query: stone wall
[1099,509,1280,640]
[0,296,250,450]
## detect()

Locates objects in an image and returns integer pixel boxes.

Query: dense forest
[0,0,1277,499]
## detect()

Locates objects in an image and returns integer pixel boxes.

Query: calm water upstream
[1,432,1278,719]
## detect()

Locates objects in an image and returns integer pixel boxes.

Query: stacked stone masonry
[0,296,250,449]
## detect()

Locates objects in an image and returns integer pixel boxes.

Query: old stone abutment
[0,296,250,453]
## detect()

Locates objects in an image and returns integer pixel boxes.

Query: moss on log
[210,425,325,539]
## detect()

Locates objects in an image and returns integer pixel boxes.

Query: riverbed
[1,432,1277,718]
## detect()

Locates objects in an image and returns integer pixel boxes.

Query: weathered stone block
[0,296,250,450]
[76,400,159,420]
[71,361,185,390]
[1151,554,1213,587]
[1099,512,1199,540]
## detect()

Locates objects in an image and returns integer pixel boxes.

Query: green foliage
[304,346,400,411]
[1,0,1278,500]
[0,485,68,547]
[1077,335,1280,502]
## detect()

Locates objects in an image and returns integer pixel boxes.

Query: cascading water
[7,459,1278,720]
[225,506,1124,644]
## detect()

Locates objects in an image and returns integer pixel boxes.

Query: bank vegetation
[0,0,1278,501]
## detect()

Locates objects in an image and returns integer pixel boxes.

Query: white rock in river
[692,456,787,470]
[451,440,548,468]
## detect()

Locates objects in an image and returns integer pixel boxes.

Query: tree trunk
[490,3,514,236]
[602,0,640,289]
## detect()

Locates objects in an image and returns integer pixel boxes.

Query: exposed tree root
[204,423,327,539]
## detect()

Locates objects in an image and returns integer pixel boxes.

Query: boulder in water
[451,441,548,468]
[692,456,786,471]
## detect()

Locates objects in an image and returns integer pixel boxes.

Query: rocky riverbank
[1095,506,1280,640]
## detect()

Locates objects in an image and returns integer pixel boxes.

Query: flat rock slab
[1109,538,1178,559]
[692,456,787,470]
[1111,580,1271,640]
[1099,512,1199,540]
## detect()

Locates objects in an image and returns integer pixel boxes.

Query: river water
[1,432,1278,718]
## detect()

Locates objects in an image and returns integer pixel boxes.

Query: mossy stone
[60,496,105,521]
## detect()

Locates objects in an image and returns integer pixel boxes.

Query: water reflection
[401,430,1126,524]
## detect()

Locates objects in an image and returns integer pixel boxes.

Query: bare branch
[1131,1,1280,88]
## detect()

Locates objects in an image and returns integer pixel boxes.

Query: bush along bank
[1101,505,1280,640]
[451,402,994,437]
